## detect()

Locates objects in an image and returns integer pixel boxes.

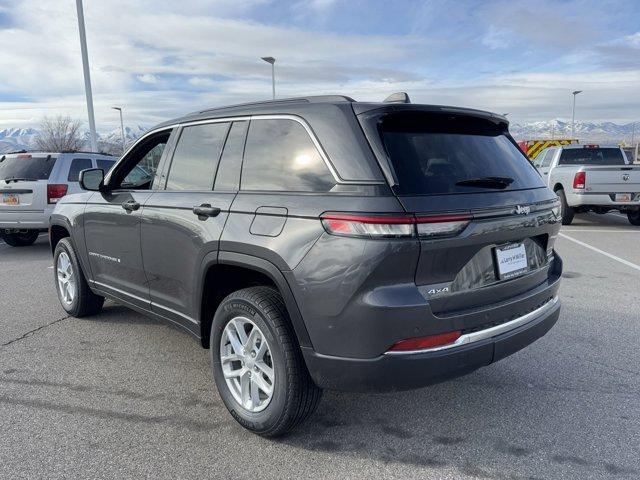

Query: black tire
[1,230,39,247]
[628,211,640,226]
[53,238,104,317]
[210,286,322,437]
[556,189,574,225]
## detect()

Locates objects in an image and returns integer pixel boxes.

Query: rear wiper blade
[3,177,37,183]
[455,176,514,189]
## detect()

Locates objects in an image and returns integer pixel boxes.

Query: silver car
[0,151,116,246]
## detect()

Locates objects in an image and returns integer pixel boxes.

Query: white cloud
[0,0,638,130]
[137,74,158,84]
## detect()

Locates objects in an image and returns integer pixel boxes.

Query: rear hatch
[358,107,561,319]
[558,147,640,195]
[0,153,57,213]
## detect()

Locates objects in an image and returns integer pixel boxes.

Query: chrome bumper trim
[385,296,559,355]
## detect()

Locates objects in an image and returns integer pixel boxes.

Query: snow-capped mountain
[0,125,148,153]
[510,120,637,143]
[0,128,40,152]
[101,125,148,145]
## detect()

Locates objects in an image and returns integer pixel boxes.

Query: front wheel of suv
[53,238,104,317]
[210,286,322,437]
[1,230,39,247]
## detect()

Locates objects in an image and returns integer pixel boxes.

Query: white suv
[0,151,116,246]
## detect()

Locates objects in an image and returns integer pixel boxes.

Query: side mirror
[79,168,104,191]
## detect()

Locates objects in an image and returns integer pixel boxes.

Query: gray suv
[49,95,563,436]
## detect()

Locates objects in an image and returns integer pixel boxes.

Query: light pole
[75,0,97,152]
[261,57,276,100]
[571,90,582,139]
[111,107,125,154]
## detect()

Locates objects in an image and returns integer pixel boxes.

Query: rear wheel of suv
[53,238,104,317]
[556,189,574,225]
[1,230,39,247]
[210,286,322,437]
[628,211,640,226]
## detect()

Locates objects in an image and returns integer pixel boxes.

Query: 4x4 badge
[514,205,531,215]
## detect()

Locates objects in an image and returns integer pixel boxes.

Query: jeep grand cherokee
[49,94,562,436]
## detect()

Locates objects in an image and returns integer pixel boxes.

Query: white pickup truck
[534,144,640,226]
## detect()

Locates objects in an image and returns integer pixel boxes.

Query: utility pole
[111,107,125,154]
[75,0,98,152]
[261,57,276,100]
[571,90,582,139]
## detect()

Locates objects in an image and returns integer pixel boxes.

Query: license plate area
[494,243,529,280]
[2,193,20,205]
[615,193,632,202]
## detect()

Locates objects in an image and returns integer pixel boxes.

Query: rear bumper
[302,296,560,392]
[567,191,640,209]
[0,208,51,229]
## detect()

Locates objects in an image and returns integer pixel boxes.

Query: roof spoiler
[383,92,411,104]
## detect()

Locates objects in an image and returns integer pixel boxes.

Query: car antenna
[383,92,411,104]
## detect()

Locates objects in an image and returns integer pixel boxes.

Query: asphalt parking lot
[1,213,639,480]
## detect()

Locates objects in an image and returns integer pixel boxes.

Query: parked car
[49,95,563,436]
[0,151,116,246]
[534,144,640,225]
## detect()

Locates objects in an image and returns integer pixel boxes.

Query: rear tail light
[47,184,68,204]
[320,213,471,239]
[573,171,586,189]
[388,331,462,352]
[415,214,471,238]
[320,214,414,238]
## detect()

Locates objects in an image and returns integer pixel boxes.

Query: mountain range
[0,125,148,154]
[509,119,637,144]
[1,120,637,154]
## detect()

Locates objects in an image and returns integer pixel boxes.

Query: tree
[35,116,86,152]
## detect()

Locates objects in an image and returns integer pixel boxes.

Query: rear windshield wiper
[3,177,38,183]
[455,176,514,189]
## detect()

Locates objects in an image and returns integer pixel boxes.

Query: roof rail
[197,95,356,114]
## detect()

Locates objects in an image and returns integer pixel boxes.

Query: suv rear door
[359,109,561,320]
[0,153,57,227]
[140,120,241,327]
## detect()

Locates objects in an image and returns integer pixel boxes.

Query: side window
[67,158,93,182]
[533,151,546,168]
[542,149,555,167]
[110,131,171,190]
[96,159,116,173]
[214,121,248,191]
[122,143,165,188]
[165,122,229,191]
[241,119,335,192]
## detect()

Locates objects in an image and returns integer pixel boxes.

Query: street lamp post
[571,90,582,139]
[75,0,97,152]
[261,57,276,100]
[111,107,125,154]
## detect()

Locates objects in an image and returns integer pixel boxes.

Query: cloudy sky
[0,0,639,131]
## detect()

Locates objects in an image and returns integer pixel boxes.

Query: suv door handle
[122,200,140,212]
[193,204,221,219]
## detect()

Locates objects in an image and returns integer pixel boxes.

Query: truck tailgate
[584,166,640,192]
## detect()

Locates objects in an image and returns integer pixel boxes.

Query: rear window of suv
[0,154,57,181]
[558,147,626,166]
[379,112,545,195]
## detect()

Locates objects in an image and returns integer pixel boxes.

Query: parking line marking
[559,233,640,273]
[562,229,640,233]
